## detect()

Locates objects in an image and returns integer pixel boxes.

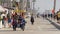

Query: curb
[46,18,60,30]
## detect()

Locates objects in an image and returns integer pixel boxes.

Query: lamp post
[54,0,56,14]
[53,0,56,14]
[52,0,56,19]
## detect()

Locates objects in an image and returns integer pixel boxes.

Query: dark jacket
[31,16,34,22]
[12,19,17,25]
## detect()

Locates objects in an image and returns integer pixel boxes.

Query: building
[20,0,27,11]
[0,0,36,14]
[1,0,12,8]
[27,0,36,16]
[0,0,27,10]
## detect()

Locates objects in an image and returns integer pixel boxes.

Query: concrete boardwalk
[0,17,60,34]
[47,17,60,29]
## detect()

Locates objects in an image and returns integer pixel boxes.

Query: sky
[34,0,60,14]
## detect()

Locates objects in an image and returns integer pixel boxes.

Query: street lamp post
[53,0,56,19]
[54,0,56,14]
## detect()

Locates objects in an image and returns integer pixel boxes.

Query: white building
[27,0,36,15]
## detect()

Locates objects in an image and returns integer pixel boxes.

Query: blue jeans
[2,19,4,25]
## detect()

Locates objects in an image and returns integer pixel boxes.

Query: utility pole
[54,0,56,13]
[53,0,56,19]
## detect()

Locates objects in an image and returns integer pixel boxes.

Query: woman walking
[30,14,34,25]
[12,18,17,31]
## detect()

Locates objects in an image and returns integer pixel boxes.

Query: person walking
[12,18,17,31]
[18,14,26,31]
[4,17,8,28]
[0,15,2,28]
[55,9,60,24]
[12,12,17,31]
[7,13,11,28]
[30,14,34,25]
[1,12,7,28]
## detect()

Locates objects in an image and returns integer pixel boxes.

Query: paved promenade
[0,17,60,34]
